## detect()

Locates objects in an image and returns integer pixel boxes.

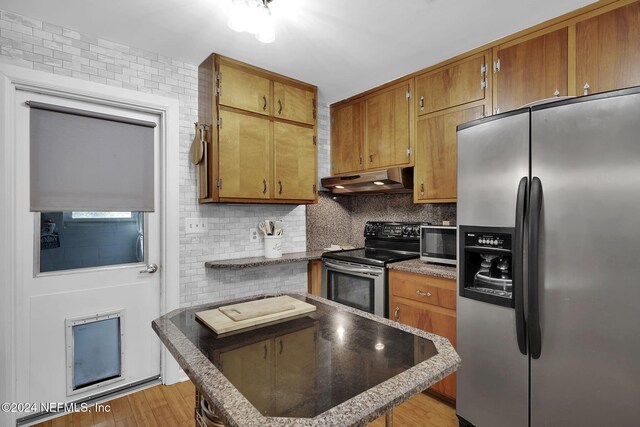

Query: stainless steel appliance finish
[456,111,529,427]
[321,260,385,316]
[456,87,640,427]
[420,225,457,265]
[320,167,413,195]
[529,90,640,426]
[321,221,424,317]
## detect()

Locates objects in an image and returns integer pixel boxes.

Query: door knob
[140,264,158,274]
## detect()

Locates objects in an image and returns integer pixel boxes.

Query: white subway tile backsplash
[1,8,313,307]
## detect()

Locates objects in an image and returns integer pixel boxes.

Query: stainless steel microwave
[420,225,457,265]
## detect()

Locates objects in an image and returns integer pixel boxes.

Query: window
[71,212,132,220]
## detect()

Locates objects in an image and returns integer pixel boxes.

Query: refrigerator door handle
[529,176,543,359]
[514,176,528,355]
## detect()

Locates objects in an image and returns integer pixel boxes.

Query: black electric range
[322,221,426,267]
[321,221,429,317]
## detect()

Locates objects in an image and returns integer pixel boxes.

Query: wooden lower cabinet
[219,339,274,414]
[217,324,318,416]
[389,270,457,401]
[307,259,323,296]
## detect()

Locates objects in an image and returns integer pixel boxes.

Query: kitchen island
[152,293,460,427]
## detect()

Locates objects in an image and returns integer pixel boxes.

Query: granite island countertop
[205,250,325,269]
[388,259,457,280]
[152,293,460,427]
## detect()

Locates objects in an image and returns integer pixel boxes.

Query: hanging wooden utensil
[190,122,205,165]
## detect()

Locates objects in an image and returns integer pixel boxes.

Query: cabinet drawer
[390,270,456,310]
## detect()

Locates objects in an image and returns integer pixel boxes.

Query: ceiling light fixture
[227,0,275,43]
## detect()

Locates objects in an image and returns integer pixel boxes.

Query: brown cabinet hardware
[262,95,267,111]
[262,179,267,194]
[263,344,267,359]
[278,180,283,194]
[420,96,425,112]
[394,305,400,321]
[369,152,374,163]
[279,340,283,355]
[277,99,283,115]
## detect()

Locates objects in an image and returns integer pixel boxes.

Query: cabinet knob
[420,180,425,197]
[263,344,268,359]
[394,305,400,322]
[277,99,283,115]
[369,152,374,163]
[583,83,590,96]
[419,96,425,112]
[359,155,363,165]
[278,180,283,195]
[553,89,560,97]
[262,95,267,111]
[416,289,433,297]
[262,179,267,194]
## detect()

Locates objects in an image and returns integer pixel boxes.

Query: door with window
[14,90,162,410]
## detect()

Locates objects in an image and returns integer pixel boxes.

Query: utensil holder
[264,236,282,259]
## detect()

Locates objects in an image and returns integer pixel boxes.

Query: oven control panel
[364,221,429,240]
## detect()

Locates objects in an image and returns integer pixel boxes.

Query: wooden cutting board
[196,296,316,334]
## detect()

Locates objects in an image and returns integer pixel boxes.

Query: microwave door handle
[528,177,543,359]
[514,176,528,355]
[324,261,383,276]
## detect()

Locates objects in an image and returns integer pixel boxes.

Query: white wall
[0,9,329,306]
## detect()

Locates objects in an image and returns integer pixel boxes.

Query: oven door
[321,259,386,317]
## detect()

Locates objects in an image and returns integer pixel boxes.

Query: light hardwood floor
[33,382,457,427]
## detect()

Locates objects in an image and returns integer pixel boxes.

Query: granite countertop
[388,259,457,280]
[152,293,460,427]
[205,250,325,269]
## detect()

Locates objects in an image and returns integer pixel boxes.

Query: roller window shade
[29,101,156,212]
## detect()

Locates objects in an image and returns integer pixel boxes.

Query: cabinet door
[494,28,568,113]
[330,101,365,174]
[415,51,490,116]
[218,63,271,115]
[274,122,316,201]
[365,82,411,169]
[275,326,317,417]
[219,339,274,414]
[415,105,484,203]
[576,2,640,95]
[218,110,271,199]
[273,82,316,125]
[391,297,457,400]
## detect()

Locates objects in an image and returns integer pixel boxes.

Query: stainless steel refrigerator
[455,87,640,427]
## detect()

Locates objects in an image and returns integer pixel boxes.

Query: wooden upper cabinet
[218,110,271,199]
[330,101,365,175]
[218,63,271,115]
[576,2,640,96]
[493,27,568,113]
[415,105,485,203]
[415,51,490,116]
[274,82,316,125]
[198,54,317,204]
[365,81,412,169]
[274,122,317,201]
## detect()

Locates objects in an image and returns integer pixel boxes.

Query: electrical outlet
[249,228,259,242]
[185,218,208,234]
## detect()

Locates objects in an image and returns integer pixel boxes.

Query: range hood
[321,167,413,195]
